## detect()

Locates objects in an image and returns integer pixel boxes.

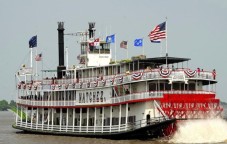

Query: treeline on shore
[0,100,16,111]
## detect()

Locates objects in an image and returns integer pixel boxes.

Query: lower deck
[14,101,171,137]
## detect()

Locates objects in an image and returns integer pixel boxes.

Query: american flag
[35,53,42,61]
[148,22,166,43]
[120,41,127,49]
[94,38,100,46]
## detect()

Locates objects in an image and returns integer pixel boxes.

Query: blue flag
[29,35,37,48]
[134,39,143,47]
[106,34,115,43]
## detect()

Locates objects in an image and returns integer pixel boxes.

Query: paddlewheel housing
[160,93,223,119]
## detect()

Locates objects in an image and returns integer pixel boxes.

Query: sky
[0,0,227,102]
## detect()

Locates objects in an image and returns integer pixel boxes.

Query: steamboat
[13,22,223,139]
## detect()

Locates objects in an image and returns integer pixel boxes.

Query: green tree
[9,100,16,107]
[0,100,9,111]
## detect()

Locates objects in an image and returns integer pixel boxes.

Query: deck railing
[17,90,215,107]
[21,69,215,90]
[15,116,168,134]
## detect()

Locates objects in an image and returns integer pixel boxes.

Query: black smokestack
[88,22,95,39]
[57,22,66,78]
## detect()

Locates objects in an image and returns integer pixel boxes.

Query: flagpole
[142,38,144,56]
[115,34,116,63]
[160,40,162,56]
[30,48,33,68]
[166,17,168,67]
[35,48,38,80]
[126,42,128,59]
[42,53,43,80]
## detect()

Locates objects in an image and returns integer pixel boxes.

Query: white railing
[17,90,215,107]
[19,69,216,91]
[15,116,168,134]
[16,120,132,133]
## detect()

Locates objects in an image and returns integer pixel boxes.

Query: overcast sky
[1,0,227,102]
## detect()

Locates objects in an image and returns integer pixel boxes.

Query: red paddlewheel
[163,122,177,137]
[160,94,223,119]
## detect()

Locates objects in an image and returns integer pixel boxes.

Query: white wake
[169,119,227,143]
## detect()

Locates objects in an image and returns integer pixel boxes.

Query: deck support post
[31,107,33,129]
[86,108,89,133]
[25,106,28,127]
[110,106,112,132]
[79,108,82,132]
[16,105,18,126]
[47,108,50,130]
[36,108,39,130]
[60,108,62,131]
[42,108,44,130]
[20,106,23,127]
[51,108,54,130]
[119,104,121,132]
[66,108,69,132]
[73,108,75,132]
[101,107,104,133]
[125,103,128,131]
[94,107,96,132]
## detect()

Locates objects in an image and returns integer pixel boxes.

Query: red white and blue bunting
[184,69,197,77]
[132,72,143,80]
[159,69,171,78]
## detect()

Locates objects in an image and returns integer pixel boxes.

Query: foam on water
[169,118,227,143]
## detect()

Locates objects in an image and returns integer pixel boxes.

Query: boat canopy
[140,56,191,65]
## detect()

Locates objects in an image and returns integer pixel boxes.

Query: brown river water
[1,111,227,144]
[0,111,167,144]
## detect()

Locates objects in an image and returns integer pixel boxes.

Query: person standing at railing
[212,69,216,80]
[197,68,201,76]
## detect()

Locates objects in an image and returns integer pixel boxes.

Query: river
[0,111,166,144]
[1,111,227,144]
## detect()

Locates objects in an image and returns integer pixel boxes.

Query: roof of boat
[140,56,191,65]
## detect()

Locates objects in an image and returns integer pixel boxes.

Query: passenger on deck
[213,69,216,80]
[125,89,130,94]
[197,68,201,76]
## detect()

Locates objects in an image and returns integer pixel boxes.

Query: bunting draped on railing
[184,69,197,77]
[132,72,143,80]
[159,69,171,78]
